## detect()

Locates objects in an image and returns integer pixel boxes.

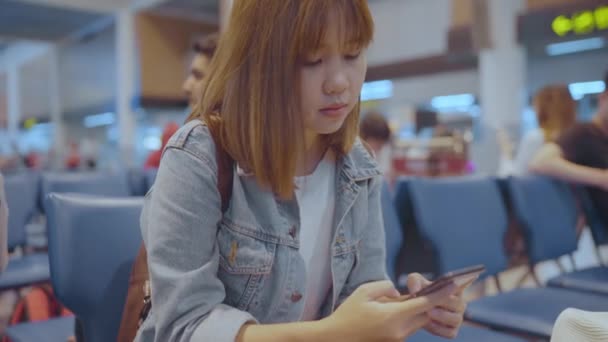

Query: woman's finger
[407,273,432,294]
[403,313,431,338]
[425,320,459,339]
[438,294,467,314]
[428,308,463,329]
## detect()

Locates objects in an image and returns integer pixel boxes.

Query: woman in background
[499,84,576,175]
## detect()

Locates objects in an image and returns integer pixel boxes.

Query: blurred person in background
[64,142,81,170]
[24,151,43,170]
[0,156,19,173]
[80,138,98,170]
[360,111,394,182]
[0,142,23,172]
[499,84,576,176]
[531,71,608,226]
[141,33,218,171]
[144,122,179,170]
[183,32,219,110]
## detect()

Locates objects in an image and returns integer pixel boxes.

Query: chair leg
[515,269,531,288]
[568,254,577,271]
[555,259,567,274]
[594,245,607,267]
[529,265,542,287]
[493,275,503,293]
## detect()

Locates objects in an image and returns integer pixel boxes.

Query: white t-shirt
[498,129,545,176]
[295,151,336,321]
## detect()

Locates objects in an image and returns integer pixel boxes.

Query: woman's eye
[302,59,322,67]
[345,52,360,61]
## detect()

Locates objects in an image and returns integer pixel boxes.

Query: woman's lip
[319,104,349,117]
[320,104,347,111]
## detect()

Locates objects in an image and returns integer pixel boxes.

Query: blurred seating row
[7,193,143,342]
[384,176,608,341]
[7,186,525,342]
[1,170,607,341]
[0,169,157,341]
[5,169,157,215]
[1,169,156,270]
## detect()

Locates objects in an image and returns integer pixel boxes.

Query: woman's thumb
[358,280,400,300]
[407,273,427,294]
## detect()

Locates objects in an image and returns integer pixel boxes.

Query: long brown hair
[534,85,576,142]
[188,0,374,198]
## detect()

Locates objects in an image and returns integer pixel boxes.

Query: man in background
[143,32,218,170]
[182,32,219,109]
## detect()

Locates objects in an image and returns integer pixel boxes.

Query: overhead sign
[552,6,608,37]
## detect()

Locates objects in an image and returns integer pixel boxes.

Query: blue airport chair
[507,177,608,296]
[407,176,608,339]
[0,173,49,289]
[6,194,143,342]
[144,169,158,193]
[40,172,131,212]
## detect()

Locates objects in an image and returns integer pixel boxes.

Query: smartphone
[410,264,486,298]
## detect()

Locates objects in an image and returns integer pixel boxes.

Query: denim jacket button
[290,291,303,303]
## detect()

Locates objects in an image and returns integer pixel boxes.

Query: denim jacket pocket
[331,239,361,304]
[333,239,360,271]
[217,223,276,311]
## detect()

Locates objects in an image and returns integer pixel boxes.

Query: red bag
[10,285,72,323]
[3,284,73,342]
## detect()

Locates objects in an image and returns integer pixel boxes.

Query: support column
[116,9,138,167]
[48,46,65,170]
[479,0,527,133]
[475,0,527,173]
[7,65,20,147]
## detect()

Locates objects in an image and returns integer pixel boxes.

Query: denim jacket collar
[338,139,381,183]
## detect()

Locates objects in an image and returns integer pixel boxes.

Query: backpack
[117,123,234,342]
[2,284,73,342]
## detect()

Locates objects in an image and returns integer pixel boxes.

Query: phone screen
[410,264,486,298]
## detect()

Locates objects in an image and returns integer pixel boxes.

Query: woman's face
[298,21,367,143]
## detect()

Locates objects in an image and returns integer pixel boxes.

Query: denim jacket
[135,120,387,342]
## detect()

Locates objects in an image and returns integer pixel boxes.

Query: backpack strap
[211,128,234,212]
[360,139,375,158]
[119,119,234,342]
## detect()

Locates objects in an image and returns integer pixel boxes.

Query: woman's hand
[323,280,457,342]
[407,273,467,339]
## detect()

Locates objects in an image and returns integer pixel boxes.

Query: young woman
[499,84,577,176]
[135,1,465,341]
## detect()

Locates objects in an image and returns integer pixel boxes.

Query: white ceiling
[16,0,219,14]
[16,0,159,13]
[0,0,218,43]
[0,0,220,122]
[0,0,104,41]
